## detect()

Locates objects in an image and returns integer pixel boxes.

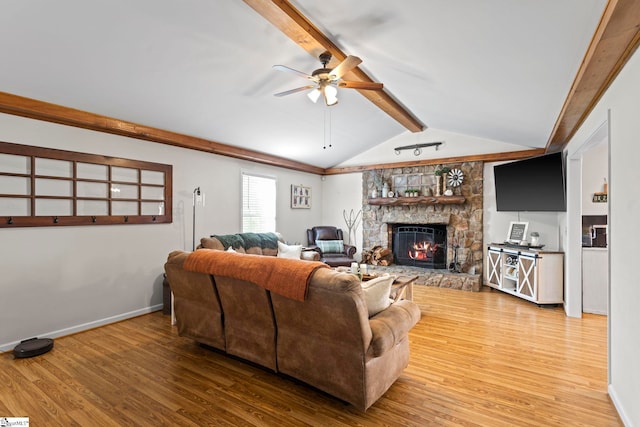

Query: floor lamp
[192,187,204,250]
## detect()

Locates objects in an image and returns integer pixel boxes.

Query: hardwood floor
[0,286,621,426]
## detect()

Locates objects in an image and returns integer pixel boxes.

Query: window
[0,141,172,227]
[242,172,276,233]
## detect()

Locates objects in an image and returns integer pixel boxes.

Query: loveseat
[164,249,421,411]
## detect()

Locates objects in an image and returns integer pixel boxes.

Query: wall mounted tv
[494,152,566,212]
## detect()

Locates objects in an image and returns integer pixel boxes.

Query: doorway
[565,119,610,318]
[580,143,609,314]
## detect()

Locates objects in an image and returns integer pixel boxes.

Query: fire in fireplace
[392,224,447,269]
[408,241,436,261]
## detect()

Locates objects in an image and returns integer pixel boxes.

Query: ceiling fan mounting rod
[319,51,332,67]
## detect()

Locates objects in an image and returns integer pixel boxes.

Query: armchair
[306,226,357,267]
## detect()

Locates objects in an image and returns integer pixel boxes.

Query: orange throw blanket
[183,250,328,301]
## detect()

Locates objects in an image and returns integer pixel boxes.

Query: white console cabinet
[486,244,564,305]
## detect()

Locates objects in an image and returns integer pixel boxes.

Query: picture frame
[291,184,311,209]
[506,221,529,244]
[592,192,607,203]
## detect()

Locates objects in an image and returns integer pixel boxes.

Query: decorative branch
[343,209,362,246]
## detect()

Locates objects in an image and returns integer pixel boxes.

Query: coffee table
[335,267,417,302]
[389,275,417,302]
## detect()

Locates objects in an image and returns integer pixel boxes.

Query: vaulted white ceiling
[0,0,607,168]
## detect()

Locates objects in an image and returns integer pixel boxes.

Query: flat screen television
[494,152,566,212]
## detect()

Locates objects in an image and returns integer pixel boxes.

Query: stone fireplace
[362,162,484,290]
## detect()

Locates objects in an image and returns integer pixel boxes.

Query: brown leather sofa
[164,250,421,411]
[306,226,357,267]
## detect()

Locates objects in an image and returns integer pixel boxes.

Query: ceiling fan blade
[273,85,316,97]
[329,55,362,80]
[272,65,315,80]
[338,81,384,90]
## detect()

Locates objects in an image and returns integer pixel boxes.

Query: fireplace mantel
[368,195,465,206]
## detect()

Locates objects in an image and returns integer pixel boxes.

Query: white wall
[337,127,533,168]
[563,157,581,318]
[565,47,640,426]
[0,113,322,351]
[321,173,363,260]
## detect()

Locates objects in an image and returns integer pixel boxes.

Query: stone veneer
[362,162,484,291]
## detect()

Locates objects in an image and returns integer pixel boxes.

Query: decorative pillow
[277,241,303,259]
[361,275,396,317]
[315,239,344,254]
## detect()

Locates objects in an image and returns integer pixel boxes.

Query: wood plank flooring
[0,286,621,426]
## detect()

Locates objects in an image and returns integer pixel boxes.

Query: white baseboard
[608,384,632,426]
[0,304,163,353]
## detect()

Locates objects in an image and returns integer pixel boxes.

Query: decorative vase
[435,176,442,196]
[530,232,540,246]
[371,188,378,198]
[381,182,389,198]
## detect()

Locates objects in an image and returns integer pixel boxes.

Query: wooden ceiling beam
[241,0,425,133]
[323,149,545,175]
[0,91,534,176]
[547,0,640,152]
[0,91,325,175]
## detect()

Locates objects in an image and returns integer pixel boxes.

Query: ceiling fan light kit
[273,51,383,107]
[307,88,322,103]
[307,81,338,106]
[323,84,338,106]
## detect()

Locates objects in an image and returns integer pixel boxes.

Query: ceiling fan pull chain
[323,109,327,149]
[328,109,332,148]
[323,109,332,150]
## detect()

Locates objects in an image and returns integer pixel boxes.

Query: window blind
[242,172,276,233]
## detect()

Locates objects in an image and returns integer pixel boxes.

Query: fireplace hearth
[392,224,447,269]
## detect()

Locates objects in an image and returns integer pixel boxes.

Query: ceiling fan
[273,51,383,106]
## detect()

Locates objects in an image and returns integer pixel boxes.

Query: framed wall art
[291,184,311,209]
